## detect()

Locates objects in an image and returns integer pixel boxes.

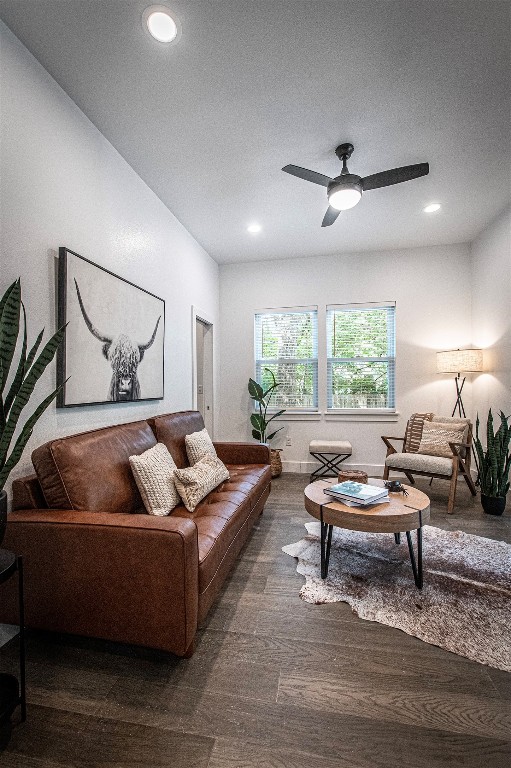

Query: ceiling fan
[282,143,429,227]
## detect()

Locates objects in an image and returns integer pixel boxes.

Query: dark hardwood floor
[1,473,510,767]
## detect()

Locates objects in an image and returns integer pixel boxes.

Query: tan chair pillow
[174,454,229,512]
[185,428,217,465]
[418,421,467,458]
[129,443,180,516]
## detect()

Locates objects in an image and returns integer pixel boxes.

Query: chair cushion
[385,452,453,476]
[185,428,217,465]
[431,415,471,425]
[418,421,467,458]
[403,413,434,453]
[309,440,352,454]
[129,443,180,516]
[174,454,230,512]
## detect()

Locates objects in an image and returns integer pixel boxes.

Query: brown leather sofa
[1,411,271,657]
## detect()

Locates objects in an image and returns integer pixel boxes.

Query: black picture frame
[57,247,165,407]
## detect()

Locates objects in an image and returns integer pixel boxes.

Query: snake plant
[473,409,511,498]
[248,368,286,443]
[0,279,66,491]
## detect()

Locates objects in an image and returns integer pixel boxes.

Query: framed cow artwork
[57,247,165,407]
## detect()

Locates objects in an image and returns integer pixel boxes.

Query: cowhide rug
[283,522,511,671]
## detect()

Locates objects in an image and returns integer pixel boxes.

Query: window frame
[326,301,396,414]
[254,306,319,413]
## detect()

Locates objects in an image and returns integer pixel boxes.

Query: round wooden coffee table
[304,479,430,589]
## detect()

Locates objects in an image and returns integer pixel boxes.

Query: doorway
[194,314,214,434]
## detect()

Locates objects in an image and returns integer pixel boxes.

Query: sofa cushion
[174,454,230,512]
[222,464,272,505]
[129,443,180,516]
[148,411,205,468]
[418,421,467,458]
[168,463,270,595]
[32,420,157,513]
[385,452,453,476]
[185,428,217,465]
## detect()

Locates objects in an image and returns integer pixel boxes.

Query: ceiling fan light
[328,187,362,211]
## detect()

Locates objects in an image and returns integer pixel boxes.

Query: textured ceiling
[0,0,510,263]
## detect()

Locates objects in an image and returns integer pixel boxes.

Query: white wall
[471,205,511,422]
[219,244,472,474]
[0,21,219,496]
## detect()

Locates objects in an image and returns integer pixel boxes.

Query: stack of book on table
[324,481,389,506]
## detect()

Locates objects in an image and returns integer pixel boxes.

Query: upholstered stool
[309,440,352,482]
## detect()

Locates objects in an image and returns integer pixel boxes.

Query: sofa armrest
[2,509,199,656]
[213,442,271,465]
[12,474,47,510]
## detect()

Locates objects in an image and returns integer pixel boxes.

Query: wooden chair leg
[462,472,477,496]
[460,463,477,496]
[404,471,415,485]
[447,463,459,514]
[383,464,390,480]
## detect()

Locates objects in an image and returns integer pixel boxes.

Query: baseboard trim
[282,461,385,476]
[281,462,479,483]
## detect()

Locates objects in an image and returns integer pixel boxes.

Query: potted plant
[248,368,286,477]
[473,409,511,516]
[0,279,65,543]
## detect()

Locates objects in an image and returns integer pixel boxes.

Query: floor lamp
[436,348,483,417]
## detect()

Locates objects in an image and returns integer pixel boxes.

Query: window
[254,308,318,409]
[326,303,396,410]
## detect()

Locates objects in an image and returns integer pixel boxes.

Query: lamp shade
[436,348,483,374]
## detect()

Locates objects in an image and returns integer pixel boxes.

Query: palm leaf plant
[248,368,286,443]
[0,279,66,492]
[473,409,511,514]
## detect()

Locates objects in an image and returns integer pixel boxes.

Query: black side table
[0,550,25,723]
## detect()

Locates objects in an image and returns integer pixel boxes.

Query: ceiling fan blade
[282,164,332,187]
[361,163,429,191]
[321,206,341,227]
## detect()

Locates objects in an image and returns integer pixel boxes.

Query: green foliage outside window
[328,307,395,409]
[256,311,317,409]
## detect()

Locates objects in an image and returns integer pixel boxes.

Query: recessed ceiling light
[143,6,180,44]
[423,203,441,213]
[247,223,262,234]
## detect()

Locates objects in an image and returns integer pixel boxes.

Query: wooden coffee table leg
[325,525,333,576]
[320,507,334,579]
[405,527,423,590]
[394,532,401,545]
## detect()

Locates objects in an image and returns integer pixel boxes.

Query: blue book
[324,481,388,505]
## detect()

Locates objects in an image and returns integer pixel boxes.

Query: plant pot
[270,449,283,478]
[0,490,6,547]
[0,673,18,728]
[480,494,506,516]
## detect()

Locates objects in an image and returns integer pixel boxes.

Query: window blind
[254,309,318,409]
[326,303,396,410]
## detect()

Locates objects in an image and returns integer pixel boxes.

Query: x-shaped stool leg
[310,452,350,482]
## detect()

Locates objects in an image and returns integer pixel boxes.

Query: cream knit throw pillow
[185,428,217,465]
[129,443,180,516]
[418,421,467,458]
[174,454,230,512]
